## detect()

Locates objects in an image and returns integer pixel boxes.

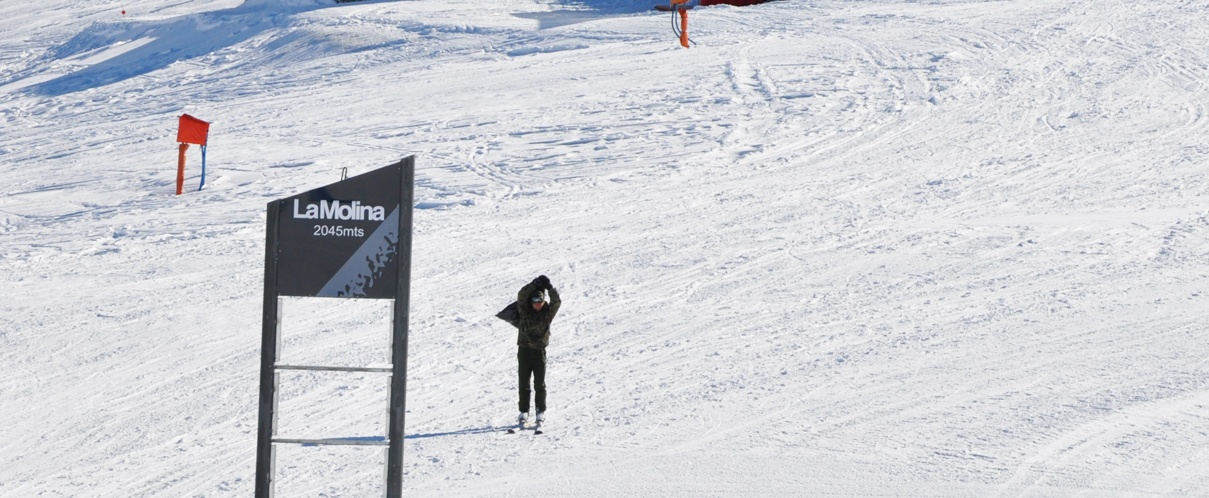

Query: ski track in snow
[3,0,1209,496]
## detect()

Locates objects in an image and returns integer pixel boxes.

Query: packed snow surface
[3,0,1209,496]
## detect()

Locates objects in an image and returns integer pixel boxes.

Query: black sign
[257,156,416,498]
[272,159,409,298]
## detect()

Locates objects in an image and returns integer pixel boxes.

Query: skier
[515,275,560,428]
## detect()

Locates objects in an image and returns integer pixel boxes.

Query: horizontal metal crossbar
[275,364,393,373]
[273,437,390,447]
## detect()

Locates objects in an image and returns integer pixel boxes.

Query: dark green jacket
[516,282,561,350]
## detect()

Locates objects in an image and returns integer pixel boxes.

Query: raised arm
[546,284,561,318]
[518,280,542,306]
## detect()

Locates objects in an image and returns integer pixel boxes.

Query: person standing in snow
[515,275,560,426]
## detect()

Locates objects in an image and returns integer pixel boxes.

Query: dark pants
[517,347,547,413]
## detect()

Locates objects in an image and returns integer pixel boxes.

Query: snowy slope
[3,0,1209,496]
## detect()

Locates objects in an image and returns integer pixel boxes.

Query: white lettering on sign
[313,224,366,237]
[293,199,386,221]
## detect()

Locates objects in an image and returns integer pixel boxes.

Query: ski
[504,423,544,435]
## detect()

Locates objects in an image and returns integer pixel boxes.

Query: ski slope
[3,0,1209,496]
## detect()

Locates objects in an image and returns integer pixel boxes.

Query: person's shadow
[20,0,366,96]
[404,426,501,439]
[292,426,500,446]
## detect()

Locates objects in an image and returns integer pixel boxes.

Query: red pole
[177,143,189,195]
[679,9,689,48]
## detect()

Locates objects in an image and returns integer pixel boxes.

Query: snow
[3,0,1209,496]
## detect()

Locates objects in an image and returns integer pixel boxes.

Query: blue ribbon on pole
[199,145,207,191]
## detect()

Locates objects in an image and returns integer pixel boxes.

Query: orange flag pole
[177,143,189,195]
[678,9,689,48]
[175,114,211,195]
[663,0,691,48]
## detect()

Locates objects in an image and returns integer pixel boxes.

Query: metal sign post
[387,161,414,498]
[255,157,415,498]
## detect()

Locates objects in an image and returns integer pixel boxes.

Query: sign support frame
[254,157,415,498]
[386,158,414,498]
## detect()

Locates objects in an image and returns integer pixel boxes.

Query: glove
[536,275,551,290]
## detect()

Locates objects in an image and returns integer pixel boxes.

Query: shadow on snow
[514,0,656,30]
[292,426,500,445]
[404,426,501,439]
[21,0,391,97]
[15,0,663,95]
